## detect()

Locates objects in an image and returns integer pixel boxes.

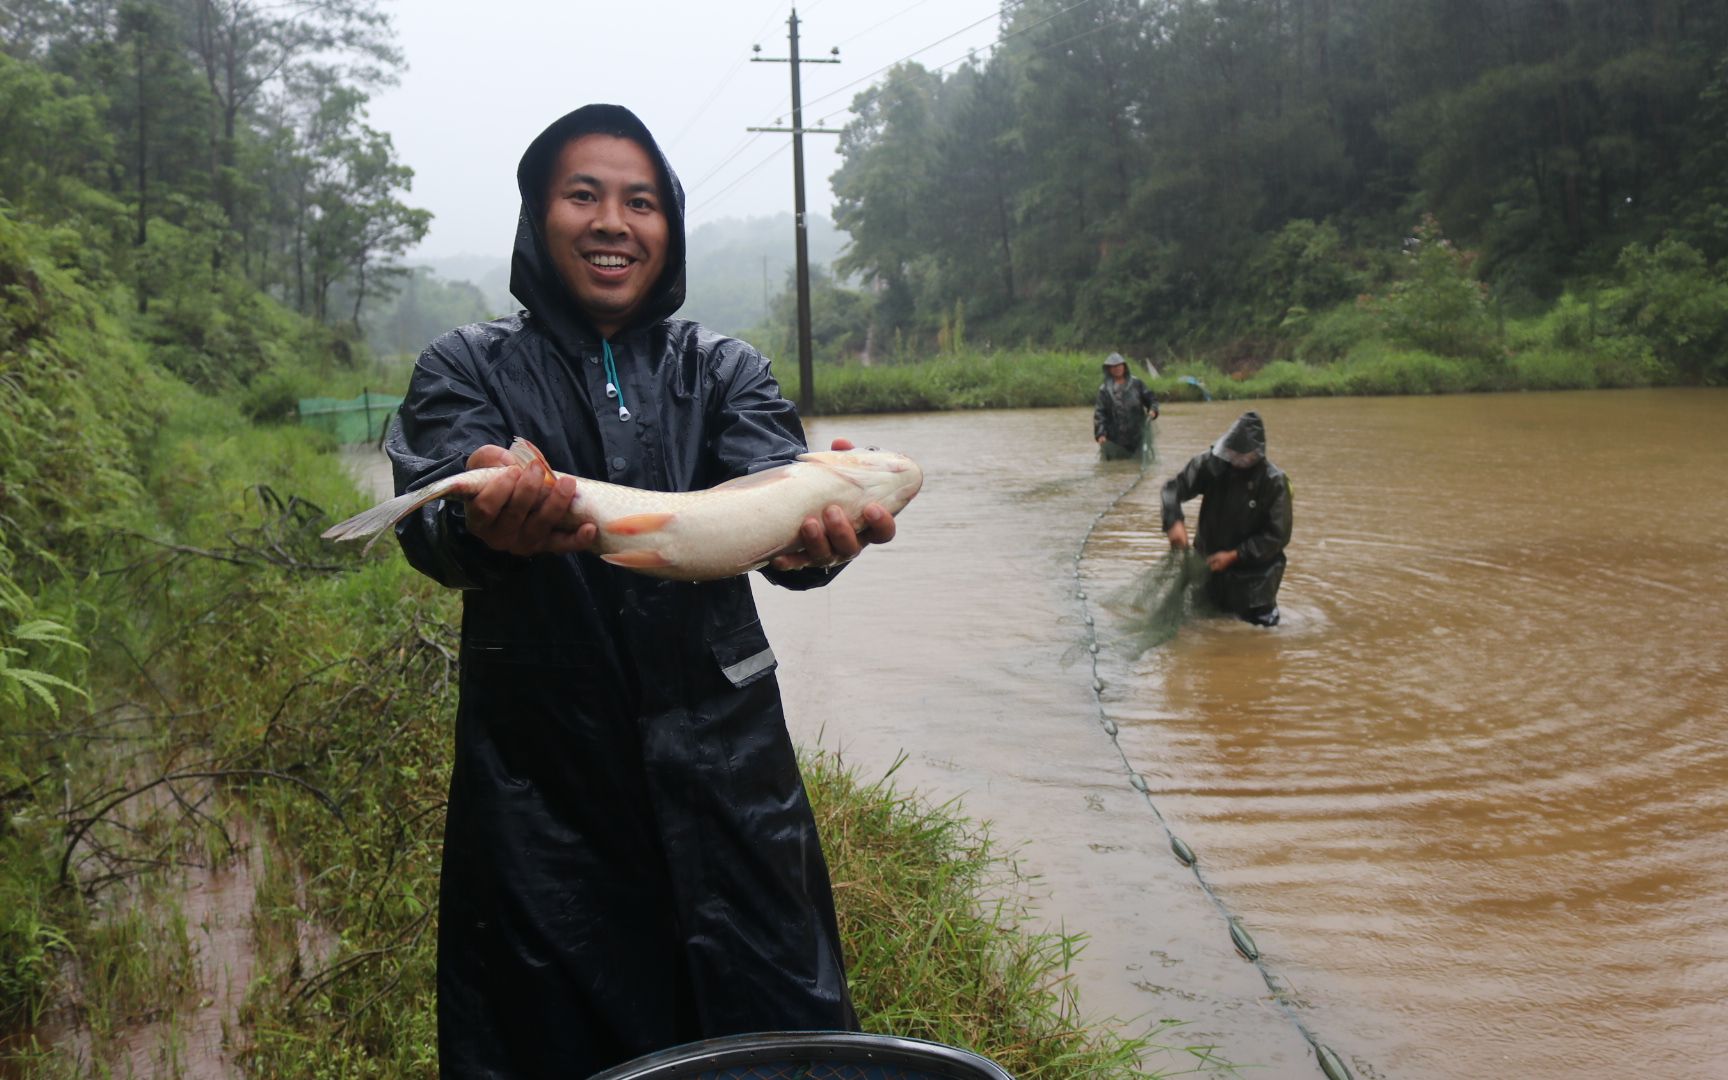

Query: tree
[832,63,944,341]
[297,80,428,329]
[180,0,401,227]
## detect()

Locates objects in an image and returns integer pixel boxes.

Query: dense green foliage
[3,0,426,347]
[0,210,164,1029]
[809,0,1728,383]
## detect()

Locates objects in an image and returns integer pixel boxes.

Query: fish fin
[710,466,796,491]
[508,437,558,487]
[321,474,467,551]
[601,550,671,569]
[603,512,676,536]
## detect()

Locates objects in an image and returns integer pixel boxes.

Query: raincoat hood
[1211,410,1268,466]
[509,104,687,349]
[1101,352,1129,375]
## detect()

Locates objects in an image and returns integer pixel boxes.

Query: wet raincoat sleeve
[706,340,841,592]
[1093,386,1112,440]
[1238,473,1293,565]
[1161,451,1214,532]
[1137,380,1159,419]
[386,336,524,591]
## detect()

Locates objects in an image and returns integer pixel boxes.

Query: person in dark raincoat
[385,104,886,1078]
[1161,411,1292,626]
[1093,353,1159,460]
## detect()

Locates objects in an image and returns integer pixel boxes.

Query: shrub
[1600,239,1728,383]
[1293,301,1383,363]
[1366,216,1499,359]
[1256,219,1365,319]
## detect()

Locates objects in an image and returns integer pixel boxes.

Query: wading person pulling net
[1093,352,1159,461]
[1162,410,1292,627]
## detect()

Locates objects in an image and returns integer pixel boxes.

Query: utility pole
[750,7,840,416]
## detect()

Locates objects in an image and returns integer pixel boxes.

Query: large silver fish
[322,437,923,582]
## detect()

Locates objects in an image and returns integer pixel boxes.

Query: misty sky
[366,0,1006,260]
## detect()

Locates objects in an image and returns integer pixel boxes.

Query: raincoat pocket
[708,619,777,689]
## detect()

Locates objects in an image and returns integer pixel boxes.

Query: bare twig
[61,769,345,886]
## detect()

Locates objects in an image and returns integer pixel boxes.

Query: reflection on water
[756,389,1728,1080]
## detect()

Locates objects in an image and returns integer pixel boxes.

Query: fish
[321,437,923,582]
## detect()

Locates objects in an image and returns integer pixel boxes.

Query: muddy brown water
[350,388,1728,1079]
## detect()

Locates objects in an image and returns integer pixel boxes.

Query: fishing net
[1103,548,1211,656]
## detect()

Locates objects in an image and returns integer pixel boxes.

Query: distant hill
[682,212,847,335]
[399,212,848,338]
[412,254,514,317]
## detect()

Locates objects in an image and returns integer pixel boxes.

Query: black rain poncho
[1160,411,1293,615]
[1093,354,1158,456]
[385,104,857,1079]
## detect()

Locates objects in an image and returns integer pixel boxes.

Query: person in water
[1162,411,1292,627]
[386,104,889,1077]
[1093,352,1159,460]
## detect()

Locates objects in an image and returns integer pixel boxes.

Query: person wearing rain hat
[1161,411,1293,626]
[1092,352,1159,460]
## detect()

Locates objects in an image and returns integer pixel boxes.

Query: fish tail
[321,474,469,555]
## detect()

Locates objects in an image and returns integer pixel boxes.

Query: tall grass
[770,296,1697,415]
[780,349,1103,415]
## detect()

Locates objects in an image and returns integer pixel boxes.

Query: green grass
[770,299,1701,414]
[780,349,1103,415]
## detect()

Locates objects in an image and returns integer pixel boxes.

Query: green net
[1103,548,1211,655]
[297,391,402,444]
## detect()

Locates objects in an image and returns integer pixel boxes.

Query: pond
[755,388,1728,1079]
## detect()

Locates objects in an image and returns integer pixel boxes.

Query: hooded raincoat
[1160,411,1292,617]
[385,105,857,1079]
[1093,354,1158,458]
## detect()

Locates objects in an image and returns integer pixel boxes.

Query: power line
[793,0,1106,116]
[694,0,1126,208]
[778,6,1003,116]
[664,0,791,152]
[687,132,767,191]
[686,140,791,218]
[830,0,948,50]
[925,9,1127,80]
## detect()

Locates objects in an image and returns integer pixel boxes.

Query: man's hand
[1166,521,1191,550]
[1206,549,1239,573]
[769,438,897,571]
[1096,435,1108,444]
[463,444,596,557]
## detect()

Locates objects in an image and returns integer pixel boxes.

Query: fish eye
[865,445,880,452]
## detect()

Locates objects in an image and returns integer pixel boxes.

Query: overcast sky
[366,0,1007,260]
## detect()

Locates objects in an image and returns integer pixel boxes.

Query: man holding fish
[379,104,898,1078]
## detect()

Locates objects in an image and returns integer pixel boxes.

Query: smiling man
[385,105,882,1078]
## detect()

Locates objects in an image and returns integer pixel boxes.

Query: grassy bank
[776,244,1726,414]
[775,338,1669,417]
[777,349,1103,414]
